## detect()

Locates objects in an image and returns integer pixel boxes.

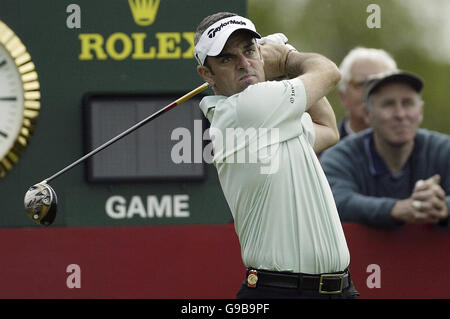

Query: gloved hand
[257,33,297,52]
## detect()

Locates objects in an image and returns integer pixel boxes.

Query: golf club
[24,82,210,226]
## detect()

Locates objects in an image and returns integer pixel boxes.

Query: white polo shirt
[199,78,350,274]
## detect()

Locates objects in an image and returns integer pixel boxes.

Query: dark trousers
[236,271,360,299]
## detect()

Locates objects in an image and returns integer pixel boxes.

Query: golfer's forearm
[285,51,340,85]
[307,97,339,151]
[285,52,320,77]
[307,97,338,131]
[285,51,341,108]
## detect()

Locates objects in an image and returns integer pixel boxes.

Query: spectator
[321,70,449,228]
[337,47,397,139]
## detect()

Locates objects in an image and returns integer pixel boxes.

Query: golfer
[194,12,358,299]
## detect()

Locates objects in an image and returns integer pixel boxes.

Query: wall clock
[0,20,41,178]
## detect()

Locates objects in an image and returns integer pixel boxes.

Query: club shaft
[41,83,209,184]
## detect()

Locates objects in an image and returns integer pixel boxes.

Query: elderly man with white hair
[337,47,397,140]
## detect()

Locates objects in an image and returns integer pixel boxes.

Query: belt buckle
[318,273,345,294]
[247,270,258,288]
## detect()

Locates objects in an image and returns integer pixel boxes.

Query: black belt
[245,268,350,295]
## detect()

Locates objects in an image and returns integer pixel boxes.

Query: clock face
[0,20,40,177]
[0,43,25,160]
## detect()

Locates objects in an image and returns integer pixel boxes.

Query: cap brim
[364,71,424,103]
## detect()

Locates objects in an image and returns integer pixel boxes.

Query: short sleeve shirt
[200,78,350,274]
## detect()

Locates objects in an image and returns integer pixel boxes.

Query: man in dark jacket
[321,70,449,228]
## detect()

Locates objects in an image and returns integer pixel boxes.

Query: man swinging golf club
[194,12,359,299]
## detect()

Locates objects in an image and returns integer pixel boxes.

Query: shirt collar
[199,95,228,123]
[364,132,404,177]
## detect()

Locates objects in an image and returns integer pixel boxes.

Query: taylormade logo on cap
[194,15,261,65]
[207,19,247,38]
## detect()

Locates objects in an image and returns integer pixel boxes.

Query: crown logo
[128,0,160,26]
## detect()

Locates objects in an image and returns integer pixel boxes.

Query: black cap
[363,70,424,104]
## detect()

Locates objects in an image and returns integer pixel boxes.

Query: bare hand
[411,175,448,221]
[391,198,437,223]
[391,175,449,223]
[259,42,291,80]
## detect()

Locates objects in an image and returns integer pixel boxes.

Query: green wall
[0,0,247,227]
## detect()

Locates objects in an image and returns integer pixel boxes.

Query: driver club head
[24,182,58,226]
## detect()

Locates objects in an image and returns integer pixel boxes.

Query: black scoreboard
[84,94,206,182]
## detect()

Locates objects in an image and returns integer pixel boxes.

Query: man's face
[368,82,423,147]
[339,59,394,128]
[197,31,265,96]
